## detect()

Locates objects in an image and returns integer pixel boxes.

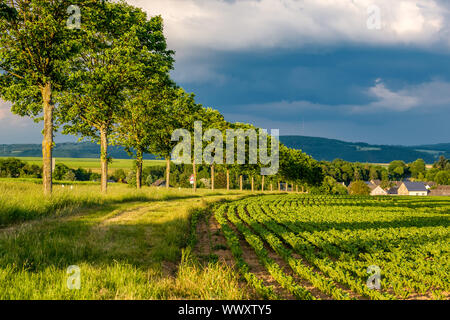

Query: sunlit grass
[0,185,253,300]
[0,181,244,227]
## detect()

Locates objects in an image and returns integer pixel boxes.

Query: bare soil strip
[195,210,294,299]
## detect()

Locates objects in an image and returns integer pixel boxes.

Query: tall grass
[0,181,237,227]
[0,186,252,300]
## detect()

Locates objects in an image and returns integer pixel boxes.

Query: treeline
[320,156,450,186]
[0,1,323,195]
[0,158,99,181]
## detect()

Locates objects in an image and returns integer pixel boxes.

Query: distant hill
[0,137,448,163]
[279,136,449,163]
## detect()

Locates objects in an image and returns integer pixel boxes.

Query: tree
[388,160,407,180]
[348,181,370,195]
[115,34,174,189]
[201,108,227,191]
[279,145,323,188]
[426,168,439,182]
[117,83,169,188]
[151,88,202,190]
[409,159,426,179]
[321,176,348,195]
[435,171,450,185]
[434,156,448,170]
[0,0,89,195]
[57,2,157,193]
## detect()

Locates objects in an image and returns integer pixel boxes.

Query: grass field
[1,180,448,300]
[0,181,256,299]
[0,157,166,173]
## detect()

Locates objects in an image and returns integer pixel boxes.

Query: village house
[387,186,399,195]
[364,181,377,191]
[370,185,388,196]
[398,181,428,196]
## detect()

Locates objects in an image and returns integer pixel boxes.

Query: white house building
[398,181,428,196]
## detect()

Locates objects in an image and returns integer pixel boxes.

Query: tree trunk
[136,150,143,189]
[270,183,273,192]
[100,128,108,194]
[251,176,254,192]
[261,175,265,192]
[166,157,171,189]
[240,175,243,191]
[226,168,230,191]
[193,160,197,192]
[211,165,215,190]
[278,181,281,191]
[302,186,304,193]
[285,182,288,192]
[41,82,53,196]
[296,185,298,193]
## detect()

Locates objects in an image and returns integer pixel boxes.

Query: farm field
[0,157,166,173]
[214,194,450,300]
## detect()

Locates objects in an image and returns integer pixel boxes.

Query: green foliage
[409,159,426,179]
[62,170,77,182]
[0,0,86,116]
[434,156,449,170]
[111,169,127,183]
[348,181,371,195]
[320,159,388,185]
[388,160,408,180]
[53,164,70,181]
[126,170,137,187]
[434,171,450,185]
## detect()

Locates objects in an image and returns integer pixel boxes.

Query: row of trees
[0,1,323,195]
[320,156,450,186]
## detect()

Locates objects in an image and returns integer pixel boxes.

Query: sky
[1,0,449,145]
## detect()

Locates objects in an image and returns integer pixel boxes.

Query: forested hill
[279,136,449,163]
[0,137,449,163]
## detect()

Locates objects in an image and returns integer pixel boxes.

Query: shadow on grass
[0,191,240,228]
[0,204,191,273]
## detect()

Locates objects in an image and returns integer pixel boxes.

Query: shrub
[62,170,77,181]
[111,169,127,183]
[126,170,137,187]
[348,180,371,195]
[53,164,70,181]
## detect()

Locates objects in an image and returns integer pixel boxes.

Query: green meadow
[0,181,257,299]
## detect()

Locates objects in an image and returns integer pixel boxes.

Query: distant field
[372,163,433,169]
[0,157,166,173]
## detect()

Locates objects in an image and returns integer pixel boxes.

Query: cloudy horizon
[1,0,449,145]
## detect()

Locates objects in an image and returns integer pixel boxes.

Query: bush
[63,170,77,181]
[348,180,371,195]
[126,170,137,187]
[53,163,70,181]
[111,169,127,183]
[0,158,27,178]
[435,171,450,185]
[21,163,42,178]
